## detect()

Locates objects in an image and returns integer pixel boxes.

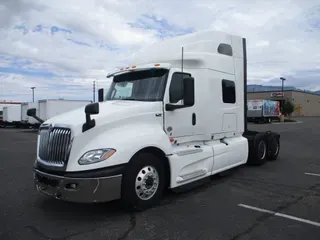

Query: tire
[247,133,268,165]
[121,152,165,211]
[267,133,280,161]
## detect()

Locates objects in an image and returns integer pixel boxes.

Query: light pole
[280,77,286,113]
[31,87,35,102]
[93,80,96,102]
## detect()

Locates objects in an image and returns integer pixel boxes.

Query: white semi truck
[32,30,280,211]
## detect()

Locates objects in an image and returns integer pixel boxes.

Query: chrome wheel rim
[135,166,159,200]
[258,141,266,159]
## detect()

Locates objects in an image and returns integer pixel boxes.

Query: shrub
[282,99,295,117]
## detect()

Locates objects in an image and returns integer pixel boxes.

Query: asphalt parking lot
[0,118,320,240]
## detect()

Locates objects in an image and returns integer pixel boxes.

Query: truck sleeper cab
[33,30,280,211]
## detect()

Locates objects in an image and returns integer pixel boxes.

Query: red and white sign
[271,92,284,97]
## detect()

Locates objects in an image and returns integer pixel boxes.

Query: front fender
[66,123,173,171]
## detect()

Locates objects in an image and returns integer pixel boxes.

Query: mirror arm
[165,104,188,111]
[85,113,91,122]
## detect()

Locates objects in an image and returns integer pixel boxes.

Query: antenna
[181,47,184,74]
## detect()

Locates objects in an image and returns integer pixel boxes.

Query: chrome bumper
[33,169,122,203]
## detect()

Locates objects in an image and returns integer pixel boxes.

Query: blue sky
[0,0,319,101]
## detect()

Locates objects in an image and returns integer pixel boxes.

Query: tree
[282,99,295,117]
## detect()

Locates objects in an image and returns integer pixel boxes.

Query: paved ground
[0,118,319,240]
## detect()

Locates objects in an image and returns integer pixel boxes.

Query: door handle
[192,113,196,125]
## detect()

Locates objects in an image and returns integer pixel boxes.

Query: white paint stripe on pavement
[271,121,302,124]
[238,203,320,227]
[305,172,320,177]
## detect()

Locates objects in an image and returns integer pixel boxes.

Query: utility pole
[280,77,286,113]
[31,87,36,102]
[93,80,96,102]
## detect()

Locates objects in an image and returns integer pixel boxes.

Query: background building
[247,90,320,117]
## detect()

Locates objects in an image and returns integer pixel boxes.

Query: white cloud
[0,0,319,101]
[256,41,270,47]
[0,73,111,101]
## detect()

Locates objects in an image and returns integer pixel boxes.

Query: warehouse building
[247,90,320,117]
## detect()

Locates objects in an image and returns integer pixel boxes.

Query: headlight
[78,148,116,165]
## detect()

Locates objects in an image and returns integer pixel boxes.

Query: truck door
[163,70,197,140]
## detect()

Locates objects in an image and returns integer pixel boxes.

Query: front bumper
[33,165,125,203]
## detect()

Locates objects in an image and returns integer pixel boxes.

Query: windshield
[105,68,169,102]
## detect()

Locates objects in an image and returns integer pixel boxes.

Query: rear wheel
[247,133,267,165]
[121,152,165,211]
[267,134,280,161]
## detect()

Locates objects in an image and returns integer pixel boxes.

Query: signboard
[271,92,284,97]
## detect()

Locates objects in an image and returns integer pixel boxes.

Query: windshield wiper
[121,98,137,101]
[120,98,159,102]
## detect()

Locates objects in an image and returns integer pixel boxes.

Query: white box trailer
[0,102,21,127]
[39,99,92,122]
[247,99,280,123]
[21,102,39,125]
[0,102,21,118]
[3,105,22,127]
[0,103,21,111]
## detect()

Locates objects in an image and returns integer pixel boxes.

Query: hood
[43,100,163,135]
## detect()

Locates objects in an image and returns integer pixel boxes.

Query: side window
[217,43,233,56]
[222,79,236,103]
[169,72,190,103]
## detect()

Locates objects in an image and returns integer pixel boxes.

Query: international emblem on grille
[48,124,53,133]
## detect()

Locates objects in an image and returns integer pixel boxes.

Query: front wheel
[121,153,165,211]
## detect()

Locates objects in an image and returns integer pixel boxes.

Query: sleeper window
[222,79,236,103]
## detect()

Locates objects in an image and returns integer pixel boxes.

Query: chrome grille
[38,127,72,165]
